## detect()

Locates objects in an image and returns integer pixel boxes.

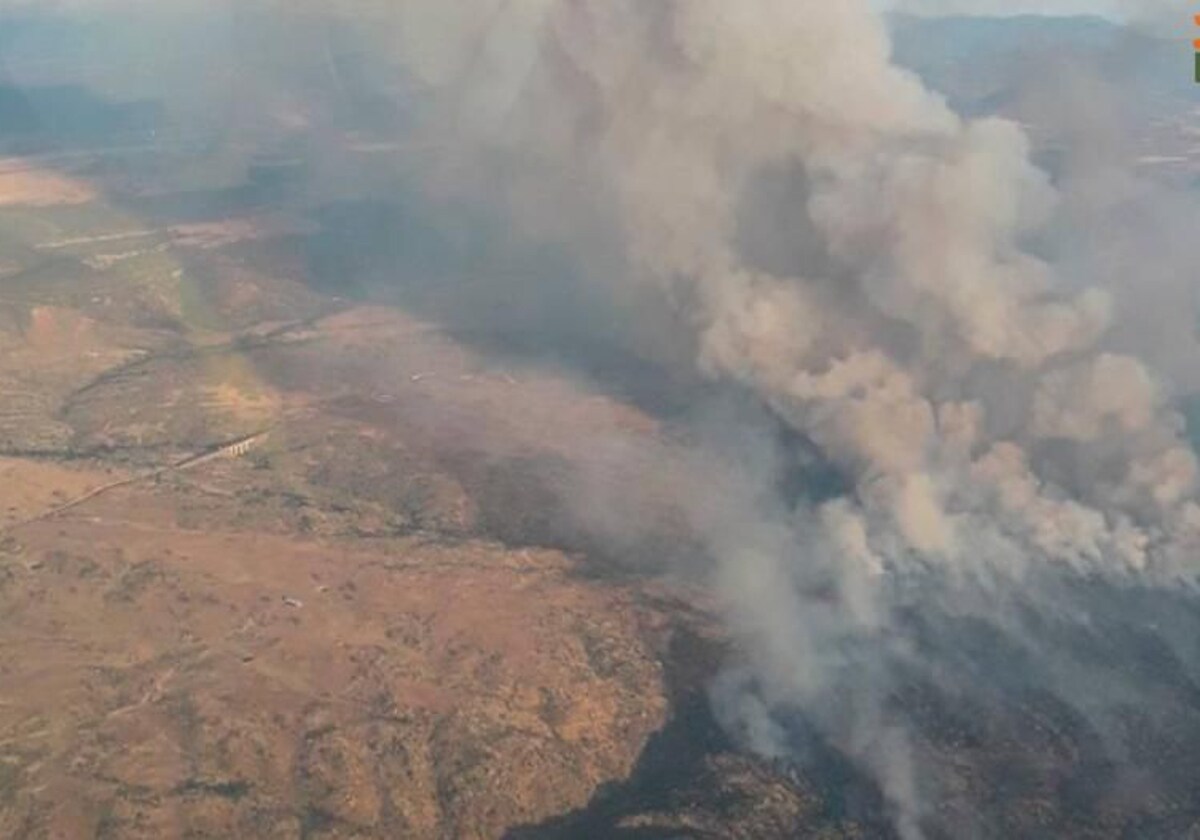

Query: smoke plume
[344,1,1200,832]
[376,0,1195,565]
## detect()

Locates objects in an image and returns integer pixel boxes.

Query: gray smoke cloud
[368,3,1199,558]
[335,2,1200,832]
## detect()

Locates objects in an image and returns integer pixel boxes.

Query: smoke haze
[328,3,1200,832]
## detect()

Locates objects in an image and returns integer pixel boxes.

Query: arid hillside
[0,164,878,838]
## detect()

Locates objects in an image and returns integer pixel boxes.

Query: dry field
[0,191,768,838]
[0,162,95,208]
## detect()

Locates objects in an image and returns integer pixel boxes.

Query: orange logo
[1195,15,1200,81]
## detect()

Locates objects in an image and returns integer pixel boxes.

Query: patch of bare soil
[0,189,844,840]
[0,162,96,208]
[0,457,130,529]
[0,489,669,839]
[0,242,727,839]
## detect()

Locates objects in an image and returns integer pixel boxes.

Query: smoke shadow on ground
[295,193,710,421]
[0,83,162,155]
[503,625,897,840]
[502,577,1200,840]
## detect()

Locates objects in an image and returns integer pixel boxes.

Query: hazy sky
[879,0,1185,26]
[0,0,1186,21]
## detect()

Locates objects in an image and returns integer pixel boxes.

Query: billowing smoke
[375,0,1198,567]
[336,2,1200,832]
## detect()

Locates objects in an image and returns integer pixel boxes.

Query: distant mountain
[888,14,1188,115]
[890,13,1125,62]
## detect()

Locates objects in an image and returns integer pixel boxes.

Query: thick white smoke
[362,2,1200,832]
[339,1,1200,831]
[381,0,1199,570]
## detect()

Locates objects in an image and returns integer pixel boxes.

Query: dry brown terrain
[0,495,669,839]
[0,163,95,209]
[0,284,677,839]
[0,185,853,838]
